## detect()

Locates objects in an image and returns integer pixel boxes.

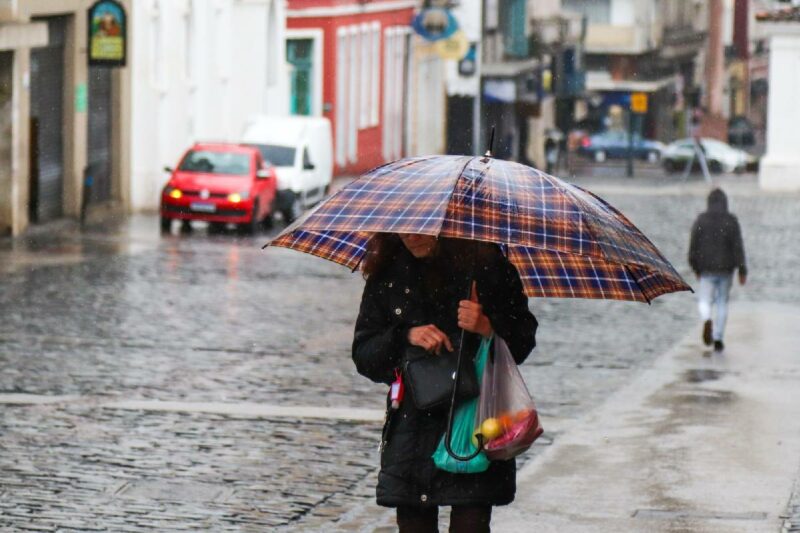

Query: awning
[481,57,540,78]
[586,74,675,93]
[0,22,48,51]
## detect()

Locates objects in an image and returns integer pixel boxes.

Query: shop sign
[88,0,127,67]
[412,8,458,41]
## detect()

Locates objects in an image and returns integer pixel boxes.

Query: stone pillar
[759,25,800,191]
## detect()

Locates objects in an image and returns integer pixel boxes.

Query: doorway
[29,17,67,223]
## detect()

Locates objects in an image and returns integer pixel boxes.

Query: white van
[241,115,333,222]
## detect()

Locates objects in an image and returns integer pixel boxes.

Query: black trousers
[397,505,492,533]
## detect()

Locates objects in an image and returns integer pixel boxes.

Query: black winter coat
[688,189,747,276]
[352,239,538,508]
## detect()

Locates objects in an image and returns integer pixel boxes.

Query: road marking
[0,393,81,404]
[0,394,384,422]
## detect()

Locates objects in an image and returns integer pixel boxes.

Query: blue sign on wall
[412,8,459,42]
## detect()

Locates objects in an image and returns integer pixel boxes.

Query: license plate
[190,202,216,213]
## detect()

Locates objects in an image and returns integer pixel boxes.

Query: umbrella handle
[443,323,485,462]
[444,259,484,462]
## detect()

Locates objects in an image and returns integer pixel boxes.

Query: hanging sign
[412,8,459,42]
[88,0,127,67]
[458,44,478,76]
[434,31,469,60]
[630,92,648,114]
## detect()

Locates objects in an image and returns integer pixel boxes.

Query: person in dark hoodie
[688,188,747,351]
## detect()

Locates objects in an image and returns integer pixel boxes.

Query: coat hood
[707,188,728,214]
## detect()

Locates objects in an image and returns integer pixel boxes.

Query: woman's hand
[458,282,493,337]
[407,324,454,355]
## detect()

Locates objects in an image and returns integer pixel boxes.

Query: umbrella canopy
[266,155,691,303]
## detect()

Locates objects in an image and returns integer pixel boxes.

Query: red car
[160,143,277,233]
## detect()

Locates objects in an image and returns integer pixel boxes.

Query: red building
[286,0,416,175]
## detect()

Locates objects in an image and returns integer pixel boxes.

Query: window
[150,4,165,89]
[215,3,231,80]
[371,22,380,126]
[247,144,296,167]
[336,28,348,166]
[287,38,313,116]
[501,0,527,58]
[383,27,407,161]
[347,26,358,162]
[267,0,278,87]
[359,24,370,128]
[183,1,195,82]
[179,151,251,175]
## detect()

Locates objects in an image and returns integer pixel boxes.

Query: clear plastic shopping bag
[474,336,543,461]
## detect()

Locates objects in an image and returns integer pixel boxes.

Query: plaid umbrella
[266,155,691,303]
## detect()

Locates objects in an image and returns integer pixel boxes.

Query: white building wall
[130,0,289,211]
[759,28,800,191]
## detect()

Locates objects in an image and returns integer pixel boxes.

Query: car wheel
[239,201,260,234]
[593,150,606,163]
[282,193,303,224]
[160,216,172,233]
[647,151,659,164]
[663,159,676,174]
[261,211,274,230]
[708,160,723,174]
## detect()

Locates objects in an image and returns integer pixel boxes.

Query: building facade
[0,0,132,236]
[286,0,417,176]
[129,0,289,211]
[564,0,707,142]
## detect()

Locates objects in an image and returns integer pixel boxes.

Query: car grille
[180,190,228,199]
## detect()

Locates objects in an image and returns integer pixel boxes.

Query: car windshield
[248,144,296,167]
[179,150,251,175]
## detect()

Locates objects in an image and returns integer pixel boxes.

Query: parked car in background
[242,116,333,223]
[661,138,757,174]
[160,143,277,233]
[728,116,756,147]
[577,129,664,163]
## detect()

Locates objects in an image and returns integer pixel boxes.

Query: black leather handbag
[403,343,480,412]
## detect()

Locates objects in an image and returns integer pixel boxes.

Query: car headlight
[164,186,182,199]
[227,191,250,203]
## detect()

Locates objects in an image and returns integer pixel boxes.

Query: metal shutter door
[29,17,66,222]
[87,67,112,203]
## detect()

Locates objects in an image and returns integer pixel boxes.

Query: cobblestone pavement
[1,173,798,530]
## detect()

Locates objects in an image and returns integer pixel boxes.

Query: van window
[247,144,296,167]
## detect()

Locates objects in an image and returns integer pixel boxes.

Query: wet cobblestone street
[1,174,798,531]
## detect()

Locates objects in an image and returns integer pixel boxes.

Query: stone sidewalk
[494,302,800,532]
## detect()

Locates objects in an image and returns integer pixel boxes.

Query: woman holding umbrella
[352,232,537,532]
[265,153,690,531]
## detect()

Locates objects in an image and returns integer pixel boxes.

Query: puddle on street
[684,369,723,383]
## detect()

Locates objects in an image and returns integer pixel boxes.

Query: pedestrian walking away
[353,234,537,532]
[688,188,748,351]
